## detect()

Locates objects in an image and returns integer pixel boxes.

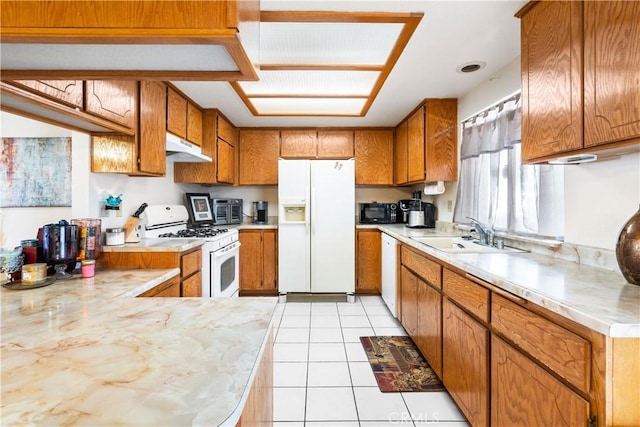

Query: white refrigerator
[278,159,355,294]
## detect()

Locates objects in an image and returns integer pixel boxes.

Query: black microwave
[360,202,399,224]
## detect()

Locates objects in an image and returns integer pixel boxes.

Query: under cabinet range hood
[166,133,212,163]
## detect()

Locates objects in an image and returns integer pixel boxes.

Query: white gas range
[142,205,240,298]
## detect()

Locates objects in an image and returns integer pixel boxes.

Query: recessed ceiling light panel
[238,70,380,96]
[261,22,404,65]
[249,97,366,115]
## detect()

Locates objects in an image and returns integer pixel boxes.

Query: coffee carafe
[407,191,426,228]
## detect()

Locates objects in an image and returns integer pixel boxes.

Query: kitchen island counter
[1,268,277,426]
[376,224,640,338]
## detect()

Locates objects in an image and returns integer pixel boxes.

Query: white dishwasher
[381,232,398,318]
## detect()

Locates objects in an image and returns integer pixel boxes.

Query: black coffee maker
[404,191,436,228]
[39,221,78,279]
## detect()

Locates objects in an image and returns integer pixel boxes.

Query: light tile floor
[271,295,470,427]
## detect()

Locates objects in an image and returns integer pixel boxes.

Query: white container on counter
[105,228,125,246]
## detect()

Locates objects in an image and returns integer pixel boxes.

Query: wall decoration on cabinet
[0,137,72,207]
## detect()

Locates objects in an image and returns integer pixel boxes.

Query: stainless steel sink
[409,236,525,253]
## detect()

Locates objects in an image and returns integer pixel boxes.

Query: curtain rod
[461,90,521,125]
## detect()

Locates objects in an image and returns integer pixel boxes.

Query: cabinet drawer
[181,249,201,278]
[492,294,591,393]
[401,246,441,288]
[443,269,489,323]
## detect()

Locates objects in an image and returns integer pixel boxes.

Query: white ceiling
[172,0,526,128]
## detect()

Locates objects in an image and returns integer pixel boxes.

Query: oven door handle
[213,241,241,257]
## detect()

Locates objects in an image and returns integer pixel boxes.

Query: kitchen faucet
[466,217,494,247]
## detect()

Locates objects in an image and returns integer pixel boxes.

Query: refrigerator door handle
[305,185,311,232]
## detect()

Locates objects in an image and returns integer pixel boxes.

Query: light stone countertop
[102,238,204,253]
[1,268,278,426]
[375,224,640,338]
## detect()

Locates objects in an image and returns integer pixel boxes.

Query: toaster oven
[212,198,243,225]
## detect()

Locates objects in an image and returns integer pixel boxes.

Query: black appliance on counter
[398,198,436,228]
[360,202,401,224]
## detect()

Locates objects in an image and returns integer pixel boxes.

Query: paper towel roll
[423,181,445,195]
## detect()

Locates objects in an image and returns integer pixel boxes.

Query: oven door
[209,241,241,297]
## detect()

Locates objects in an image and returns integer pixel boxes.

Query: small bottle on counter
[81,259,96,278]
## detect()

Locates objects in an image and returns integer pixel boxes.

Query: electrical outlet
[447,200,453,212]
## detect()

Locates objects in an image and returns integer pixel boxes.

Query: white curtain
[453,94,564,238]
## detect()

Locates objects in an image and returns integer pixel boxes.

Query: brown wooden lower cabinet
[237,331,273,427]
[400,266,419,337]
[138,275,181,297]
[356,229,381,294]
[396,243,639,427]
[491,335,589,427]
[416,278,442,378]
[442,298,489,427]
[98,247,202,297]
[239,229,277,295]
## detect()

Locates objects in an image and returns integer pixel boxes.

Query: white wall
[1,113,73,247]
[1,112,190,246]
[1,112,412,247]
[437,55,640,250]
[564,153,640,249]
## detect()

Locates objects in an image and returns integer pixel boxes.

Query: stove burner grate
[158,228,229,239]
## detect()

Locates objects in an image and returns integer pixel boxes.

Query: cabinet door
[425,99,458,182]
[519,1,583,161]
[217,114,238,146]
[91,134,136,173]
[182,272,202,297]
[400,266,418,337]
[166,87,187,139]
[355,129,393,185]
[239,231,264,290]
[417,279,442,378]
[239,130,280,185]
[13,80,83,108]
[173,110,217,184]
[356,229,381,294]
[491,336,589,427]
[85,80,138,129]
[280,130,317,158]
[443,298,489,427]
[186,102,203,146]
[407,107,425,182]
[138,81,167,176]
[394,121,408,185]
[583,1,640,147]
[217,139,235,184]
[262,230,278,291]
[317,130,354,159]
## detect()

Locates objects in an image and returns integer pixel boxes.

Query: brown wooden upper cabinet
[91,81,166,176]
[354,129,394,185]
[280,129,354,159]
[174,110,236,185]
[85,80,138,130]
[239,130,280,185]
[518,1,640,163]
[394,99,458,186]
[166,87,203,147]
[12,80,84,109]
